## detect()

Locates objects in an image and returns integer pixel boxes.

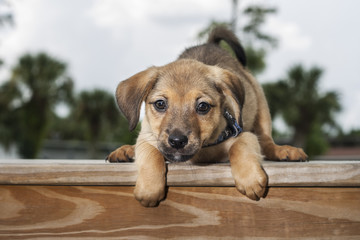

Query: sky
[0,0,359,132]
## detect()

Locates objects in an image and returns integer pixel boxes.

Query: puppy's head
[116,59,244,162]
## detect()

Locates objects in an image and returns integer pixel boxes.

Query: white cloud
[1,1,35,61]
[87,0,230,40]
[0,0,43,83]
[87,1,147,29]
[266,17,312,51]
[85,0,232,78]
[88,0,230,27]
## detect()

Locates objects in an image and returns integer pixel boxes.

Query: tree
[197,2,277,75]
[263,64,341,156]
[47,88,139,158]
[0,80,21,150]
[241,5,278,49]
[70,89,138,158]
[0,53,73,158]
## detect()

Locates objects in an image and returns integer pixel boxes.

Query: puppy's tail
[207,26,247,67]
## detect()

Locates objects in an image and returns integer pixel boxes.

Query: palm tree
[73,89,137,158]
[196,3,277,75]
[0,81,21,150]
[48,89,138,159]
[263,64,341,156]
[75,89,116,143]
[0,52,73,158]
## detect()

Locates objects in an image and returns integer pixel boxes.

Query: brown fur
[107,27,307,207]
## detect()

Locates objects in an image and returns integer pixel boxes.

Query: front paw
[270,145,308,162]
[233,166,268,201]
[106,145,135,162]
[134,183,165,207]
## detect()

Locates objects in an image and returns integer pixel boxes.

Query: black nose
[168,133,188,149]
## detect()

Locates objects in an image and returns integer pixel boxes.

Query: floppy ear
[216,70,245,128]
[116,67,158,131]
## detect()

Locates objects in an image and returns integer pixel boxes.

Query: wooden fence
[0,159,359,239]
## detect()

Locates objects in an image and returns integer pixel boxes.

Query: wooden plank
[0,185,359,239]
[0,160,360,187]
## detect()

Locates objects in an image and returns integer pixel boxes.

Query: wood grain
[1,160,359,238]
[0,160,359,186]
[0,186,359,239]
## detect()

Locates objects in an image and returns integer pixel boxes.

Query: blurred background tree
[197,1,277,75]
[71,89,138,158]
[46,89,139,159]
[0,53,73,158]
[0,53,138,159]
[263,64,341,156]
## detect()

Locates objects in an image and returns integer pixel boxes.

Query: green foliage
[0,53,74,158]
[72,89,138,145]
[263,64,341,156]
[0,50,139,158]
[47,89,139,158]
[197,4,277,75]
[333,128,360,147]
[0,81,21,149]
[243,45,266,76]
[75,89,116,143]
[348,129,360,137]
[242,5,278,48]
[305,122,329,157]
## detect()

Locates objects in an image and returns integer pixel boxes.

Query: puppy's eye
[196,102,211,115]
[153,100,167,112]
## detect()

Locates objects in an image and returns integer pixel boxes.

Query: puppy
[107,27,307,207]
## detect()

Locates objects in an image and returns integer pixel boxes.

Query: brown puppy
[107,27,307,207]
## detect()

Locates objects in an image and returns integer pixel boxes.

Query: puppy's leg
[228,132,268,201]
[106,145,135,162]
[134,142,166,207]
